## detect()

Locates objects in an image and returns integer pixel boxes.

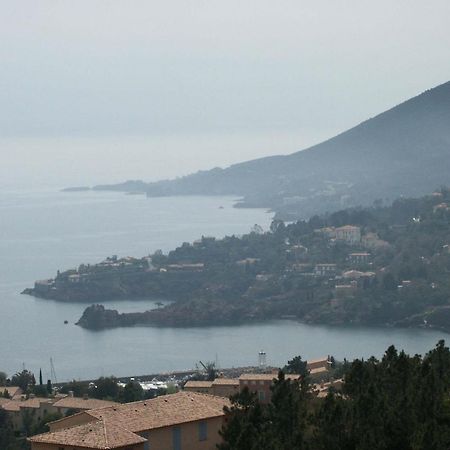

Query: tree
[283,356,308,377]
[266,371,308,449]
[312,392,352,450]
[218,387,266,450]
[91,376,120,400]
[59,380,89,397]
[32,385,48,398]
[0,371,7,385]
[11,370,35,392]
[121,381,143,403]
[0,409,16,450]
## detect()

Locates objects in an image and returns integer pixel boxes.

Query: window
[258,391,265,402]
[172,426,181,450]
[199,420,208,441]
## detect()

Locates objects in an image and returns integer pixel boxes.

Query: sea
[0,188,447,382]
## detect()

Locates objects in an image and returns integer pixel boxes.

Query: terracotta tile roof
[310,367,328,375]
[0,398,11,407]
[53,396,118,410]
[184,381,213,388]
[29,419,147,449]
[2,400,21,412]
[17,397,51,409]
[212,378,239,386]
[239,373,301,381]
[48,411,94,431]
[0,397,53,412]
[0,386,22,398]
[307,357,329,366]
[87,391,230,433]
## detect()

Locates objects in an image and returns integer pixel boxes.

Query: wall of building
[239,379,272,403]
[211,384,239,398]
[141,416,224,450]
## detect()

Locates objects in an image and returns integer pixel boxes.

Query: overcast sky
[1,0,449,188]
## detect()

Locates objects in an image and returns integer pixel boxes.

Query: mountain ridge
[92,81,450,219]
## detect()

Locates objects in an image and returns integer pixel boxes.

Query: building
[211,379,239,398]
[29,391,230,450]
[314,264,337,277]
[238,373,300,404]
[313,379,343,398]
[52,394,118,416]
[307,357,331,373]
[184,379,239,399]
[342,270,376,288]
[165,263,205,272]
[335,225,361,245]
[183,381,213,395]
[348,252,371,265]
[1,395,58,432]
[0,386,22,399]
[235,258,260,267]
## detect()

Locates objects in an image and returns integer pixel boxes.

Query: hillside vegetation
[28,188,450,331]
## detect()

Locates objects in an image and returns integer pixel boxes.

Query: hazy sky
[1,0,449,188]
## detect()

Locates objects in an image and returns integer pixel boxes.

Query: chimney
[68,391,74,398]
[83,393,89,400]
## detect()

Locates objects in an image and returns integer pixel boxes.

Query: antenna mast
[50,358,58,384]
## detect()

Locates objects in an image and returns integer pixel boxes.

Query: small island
[24,189,450,332]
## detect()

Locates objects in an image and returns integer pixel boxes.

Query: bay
[0,189,446,382]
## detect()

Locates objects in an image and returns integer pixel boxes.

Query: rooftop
[0,386,22,398]
[307,357,329,366]
[87,391,229,433]
[239,373,300,381]
[34,392,230,449]
[184,381,213,388]
[212,378,239,386]
[53,396,118,410]
[29,419,147,449]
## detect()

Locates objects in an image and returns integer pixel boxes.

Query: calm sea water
[0,189,446,382]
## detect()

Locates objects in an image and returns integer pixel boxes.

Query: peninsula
[78,80,450,221]
[24,189,450,332]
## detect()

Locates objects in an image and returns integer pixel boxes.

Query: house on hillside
[348,252,371,265]
[335,225,361,245]
[314,264,337,277]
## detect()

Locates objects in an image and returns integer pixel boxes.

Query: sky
[1,0,450,188]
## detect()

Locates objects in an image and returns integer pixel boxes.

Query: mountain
[95,81,450,219]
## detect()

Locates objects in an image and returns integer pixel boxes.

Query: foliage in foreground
[219,340,450,450]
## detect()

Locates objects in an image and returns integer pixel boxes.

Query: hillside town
[24,189,450,333]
